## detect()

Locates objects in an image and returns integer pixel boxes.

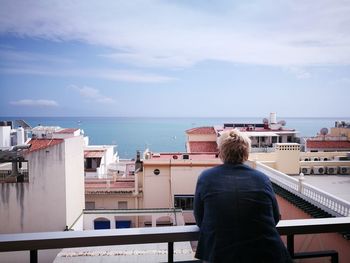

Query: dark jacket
[194,163,291,263]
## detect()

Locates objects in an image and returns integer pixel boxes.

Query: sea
[2,117,350,158]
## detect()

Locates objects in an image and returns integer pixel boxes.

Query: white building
[0,135,85,262]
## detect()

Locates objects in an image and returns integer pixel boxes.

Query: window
[174,195,194,210]
[118,201,128,209]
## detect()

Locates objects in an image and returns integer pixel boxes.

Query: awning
[84,150,105,158]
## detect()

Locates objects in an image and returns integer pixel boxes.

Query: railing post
[168,242,174,263]
[287,235,294,258]
[30,250,38,263]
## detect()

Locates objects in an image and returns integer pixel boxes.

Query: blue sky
[0,0,349,117]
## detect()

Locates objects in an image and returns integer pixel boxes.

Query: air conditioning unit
[326,166,338,175]
[313,157,320,161]
[339,166,350,175]
[313,166,326,175]
[300,167,311,175]
[304,157,310,161]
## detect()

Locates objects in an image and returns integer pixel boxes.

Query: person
[194,129,292,263]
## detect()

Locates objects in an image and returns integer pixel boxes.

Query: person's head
[217,129,251,164]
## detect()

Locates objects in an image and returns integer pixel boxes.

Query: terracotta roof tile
[26,139,64,153]
[84,150,105,158]
[306,140,350,149]
[186,126,216,135]
[188,141,218,153]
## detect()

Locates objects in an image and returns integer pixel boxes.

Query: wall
[0,142,67,234]
[171,166,206,195]
[0,142,67,263]
[143,163,171,208]
[275,144,300,174]
[277,196,350,263]
[85,195,136,209]
[64,136,85,230]
[187,134,217,142]
[0,126,11,148]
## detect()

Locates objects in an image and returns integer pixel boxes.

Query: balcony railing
[255,162,350,217]
[1,217,350,263]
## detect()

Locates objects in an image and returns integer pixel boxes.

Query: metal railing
[256,162,350,217]
[1,217,350,263]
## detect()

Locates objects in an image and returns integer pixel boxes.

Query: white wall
[0,126,11,148]
[0,136,85,262]
[64,136,85,230]
[0,142,67,234]
[0,142,67,263]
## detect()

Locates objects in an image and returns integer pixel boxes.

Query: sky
[0,0,349,117]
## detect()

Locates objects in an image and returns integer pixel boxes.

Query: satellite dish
[263,118,269,124]
[278,120,286,126]
[320,128,328,135]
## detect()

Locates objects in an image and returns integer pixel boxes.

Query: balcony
[1,217,350,263]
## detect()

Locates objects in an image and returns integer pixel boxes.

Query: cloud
[10,99,59,107]
[0,66,174,83]
[0,49,73,64]
[0,0,350,67]
[71,85,115,104]
[285,67,311,79]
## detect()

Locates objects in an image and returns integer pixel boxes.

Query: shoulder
[198,165,225,181]
[240,164,272,183]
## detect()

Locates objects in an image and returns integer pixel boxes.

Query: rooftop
[306,141,350,149]
[298,175,350,203]
[185,126,216,135]
[26,139,64,153]
[55,128,80,134]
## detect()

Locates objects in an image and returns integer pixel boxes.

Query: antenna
[320,128,328,136]
[278,120,286,126]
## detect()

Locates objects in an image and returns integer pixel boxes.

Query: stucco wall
[187,134,217,142]
[171,166,206,195]
[0,142,67,234]
[64,136,85,230]
[85,195,137,209]
[143,165,171,208]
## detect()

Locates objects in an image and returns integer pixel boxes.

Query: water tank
[16,127,25,145]
[270,112,277,124]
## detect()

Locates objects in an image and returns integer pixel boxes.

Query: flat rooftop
[295,174,350,203]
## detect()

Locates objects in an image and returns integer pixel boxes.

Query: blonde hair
[217,129,251,164]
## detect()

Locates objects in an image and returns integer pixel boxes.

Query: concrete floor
[294,174,350,202]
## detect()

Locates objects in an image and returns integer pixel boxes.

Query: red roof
[188,141,218,153]
[186,126,216,135]
[306,140,350,149]
[26,139,64,153]
[55,128,79,134]
[84,150,105,158]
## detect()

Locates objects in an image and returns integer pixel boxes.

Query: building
[305,121,350,152]
[186,113,299,154]
[0,126,85,262]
